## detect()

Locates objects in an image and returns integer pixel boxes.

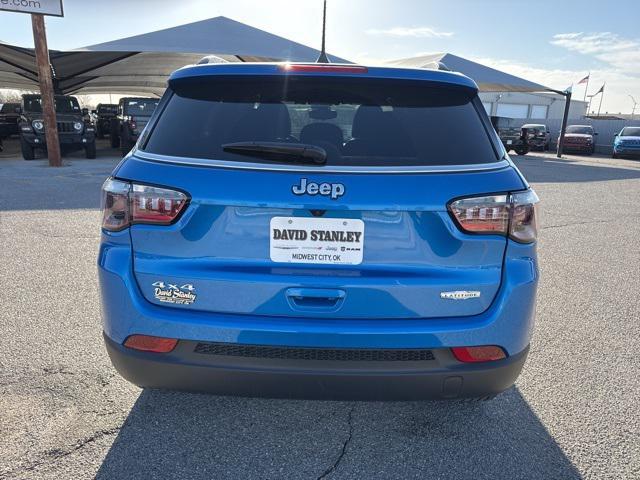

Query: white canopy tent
[388,53,555,93]
[0,16,348,96]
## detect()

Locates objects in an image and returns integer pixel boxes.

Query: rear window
[98,105,117,114]
[24,96,80,114]
[621,127,640,137]
[124,99,158,116]
[0,103,18,113]
[143,76,498,167]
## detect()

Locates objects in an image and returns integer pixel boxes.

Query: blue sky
[1,0,638,113]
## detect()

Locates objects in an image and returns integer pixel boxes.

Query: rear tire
[85,141,96,159]
[20,136,36,160]
[110,126,120,148]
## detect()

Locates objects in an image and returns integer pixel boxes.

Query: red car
[559,125,597,154]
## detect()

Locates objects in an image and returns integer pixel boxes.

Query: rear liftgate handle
[285,288,346,313]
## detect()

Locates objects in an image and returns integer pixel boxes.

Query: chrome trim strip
[132,150,510,174]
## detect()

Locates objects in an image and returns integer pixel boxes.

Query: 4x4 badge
[292,178,345,200]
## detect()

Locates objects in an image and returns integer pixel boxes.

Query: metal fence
[509,118,640,154]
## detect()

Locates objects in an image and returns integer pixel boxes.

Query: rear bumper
[104,333,529,400]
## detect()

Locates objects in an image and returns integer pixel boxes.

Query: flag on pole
[577,74,589,85]
[593,84,605,95]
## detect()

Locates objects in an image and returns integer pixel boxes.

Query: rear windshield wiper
[222,142,327,165]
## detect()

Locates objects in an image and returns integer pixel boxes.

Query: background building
[479,92,588,120]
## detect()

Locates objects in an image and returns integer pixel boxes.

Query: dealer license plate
[270,217,364,265]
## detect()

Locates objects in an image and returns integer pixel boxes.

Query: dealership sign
[0,0,63,16]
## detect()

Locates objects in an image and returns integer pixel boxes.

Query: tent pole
[557,90,571,159]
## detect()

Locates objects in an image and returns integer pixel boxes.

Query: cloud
[551,32,640,75]
[551,32,637,55]
[366,26,453,39]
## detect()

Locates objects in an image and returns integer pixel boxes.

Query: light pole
[630,95,638,121]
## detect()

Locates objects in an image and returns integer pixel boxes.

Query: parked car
[99,62,539,401]
[612,126,640,159]
[0,102,21,139]
[559,125,596,154]
[110,97,159,156]
[521,123,550,151]
[18,94,96,160]
[92,103,118,139]
[491,116,531,155]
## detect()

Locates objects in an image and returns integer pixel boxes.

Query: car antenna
[316,0,330,63]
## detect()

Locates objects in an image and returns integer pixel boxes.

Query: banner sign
[0,0,63,17]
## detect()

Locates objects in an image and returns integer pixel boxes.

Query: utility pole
[557,89,572,159]
[630,95,638,121]
[31,14,61,167]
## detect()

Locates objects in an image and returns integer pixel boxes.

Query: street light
[630,95,638,121]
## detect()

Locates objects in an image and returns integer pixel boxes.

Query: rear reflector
[451,346,506,363]
[281,64,368,74]
[124,335,178,353]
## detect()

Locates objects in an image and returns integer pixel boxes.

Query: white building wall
[478,92,587,119]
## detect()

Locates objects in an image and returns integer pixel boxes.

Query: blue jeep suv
[98,62,539,400]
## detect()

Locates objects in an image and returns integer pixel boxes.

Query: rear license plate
[270,217,364,265]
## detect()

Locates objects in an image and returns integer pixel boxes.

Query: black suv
[92,103,118,138]
[0,102,20,139]
[18,94,96,160]
[110,97,159,155]
[491,116,531,155]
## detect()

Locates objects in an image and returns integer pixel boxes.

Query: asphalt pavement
[1,141,639,479]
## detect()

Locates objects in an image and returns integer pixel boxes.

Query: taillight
[448,189,539,243]
[509,190,539,243]
[101,178,189,231]
[101,178,130,231]
[131,183,188,224]
[451,346,506,363]
[448,194,509,234]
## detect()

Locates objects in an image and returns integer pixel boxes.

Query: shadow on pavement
[0,139,120,211]
[96,387,581,480]
[514,155,640,183]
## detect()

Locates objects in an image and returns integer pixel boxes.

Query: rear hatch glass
[142,76,498,167]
